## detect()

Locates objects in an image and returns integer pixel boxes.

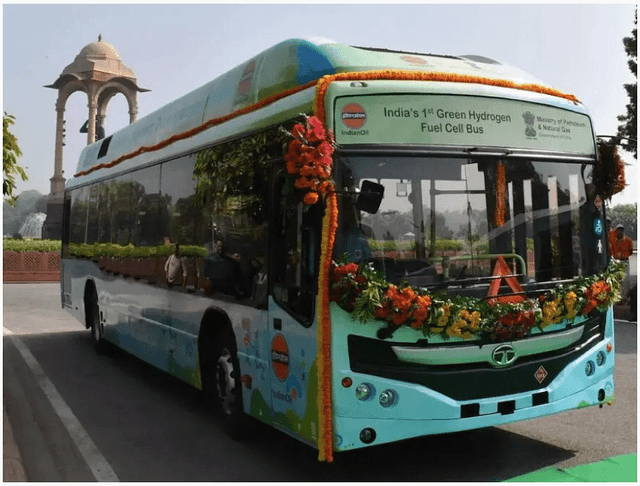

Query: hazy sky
[3,3,637,206]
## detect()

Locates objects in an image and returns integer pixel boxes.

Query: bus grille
[347,313,605,401]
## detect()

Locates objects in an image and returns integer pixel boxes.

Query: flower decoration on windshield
[284,115,336,205]
[329,260,626,342]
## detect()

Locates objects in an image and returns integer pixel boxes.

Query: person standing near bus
[609,224,634,260]
[165,244,187,287]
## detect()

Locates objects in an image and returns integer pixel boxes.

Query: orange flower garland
[596,140,627,198]
[372,284,433,329]
[313,70,580,124]
[495,161,507,227]
[316,191,338,463]
[284,116,336,205]
[75,80,319,178]
[582,280,612,315]
[330,260,625,342]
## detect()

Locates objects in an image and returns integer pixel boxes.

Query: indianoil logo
[341,103,367,129]
[271,334,290,382]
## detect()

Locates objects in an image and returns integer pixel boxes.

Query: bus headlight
[379,389,397,407]
[596,351,606,366]
[355,383,374,401]
[585,360,596,376]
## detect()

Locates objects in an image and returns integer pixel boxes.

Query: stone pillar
[87,97,98,145]
[50,97,66,197]
[129,100,139,123]
[43,97,67,240]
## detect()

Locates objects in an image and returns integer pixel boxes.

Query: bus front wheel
[88,289,109,355]
[214,326,249,438]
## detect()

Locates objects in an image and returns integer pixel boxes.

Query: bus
[61,38,625,462]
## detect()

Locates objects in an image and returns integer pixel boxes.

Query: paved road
[3,283,637,481]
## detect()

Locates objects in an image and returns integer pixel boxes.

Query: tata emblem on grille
[491,344,517,368]
[535,366,549,384]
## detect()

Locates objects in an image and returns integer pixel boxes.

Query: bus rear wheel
[213,327,249,438]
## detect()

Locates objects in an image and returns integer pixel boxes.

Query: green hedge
[3,238,61,253]
[69,243,206,259]
[369,239,466,252]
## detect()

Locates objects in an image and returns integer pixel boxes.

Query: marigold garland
[316,191,338,463]
[284,115,336,205]
[313,70,580,124]
[330,260,626,342]
[74,79,319,178]
[595,139,627,199]
[495,161,507,227]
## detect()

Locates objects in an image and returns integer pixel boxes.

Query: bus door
[267,168,322,443]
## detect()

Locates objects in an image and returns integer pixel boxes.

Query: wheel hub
[216,348,237,414]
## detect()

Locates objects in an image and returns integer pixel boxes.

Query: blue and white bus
[61,38,623,462]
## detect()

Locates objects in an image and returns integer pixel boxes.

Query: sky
[3,3,637,207]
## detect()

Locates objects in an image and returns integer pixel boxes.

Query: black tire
[88,288,110,355]
[213,326,250,439]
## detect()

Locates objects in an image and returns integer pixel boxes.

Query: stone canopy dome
[77,36,122,61]
[48,35,140,87]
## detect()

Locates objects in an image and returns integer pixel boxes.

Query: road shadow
[9,331,575,481]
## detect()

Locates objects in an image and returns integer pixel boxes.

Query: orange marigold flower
[354,275,367,285]
[386,285,399,300]
[306,116,326,143]
[393,294,414,311]
[291,123,306,139]
[285,139,305,165]
[410,319,422,329]
[392,310,411,326]
[304,192,319,205]
[317,140,334,158]
[591,281,611,301]
[375,303,393,320]
[317,181,333,195]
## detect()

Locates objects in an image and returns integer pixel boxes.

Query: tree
[617,8,637,158]
[3,112,28,206]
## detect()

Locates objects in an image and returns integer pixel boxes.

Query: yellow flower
[437,305,451,327]
[446,319,474,339]
[565,292,577,319]
[541,298,562,327]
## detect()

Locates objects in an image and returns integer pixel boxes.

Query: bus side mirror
[356,180,385,214]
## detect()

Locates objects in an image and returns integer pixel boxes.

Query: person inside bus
[203,239,244,296]
[165,244,187,287]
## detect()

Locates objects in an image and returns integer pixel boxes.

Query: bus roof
[70,38,569,187]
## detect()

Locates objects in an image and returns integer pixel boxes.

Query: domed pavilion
[43,35,149,238]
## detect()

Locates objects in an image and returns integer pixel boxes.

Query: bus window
[271,172,322,325]
[130,165,163,247]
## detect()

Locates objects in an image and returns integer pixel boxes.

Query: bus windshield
[334,154,608,298]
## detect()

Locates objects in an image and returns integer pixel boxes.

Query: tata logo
[491,344,517,368]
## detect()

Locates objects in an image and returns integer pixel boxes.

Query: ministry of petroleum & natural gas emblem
[522,111,537,137]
